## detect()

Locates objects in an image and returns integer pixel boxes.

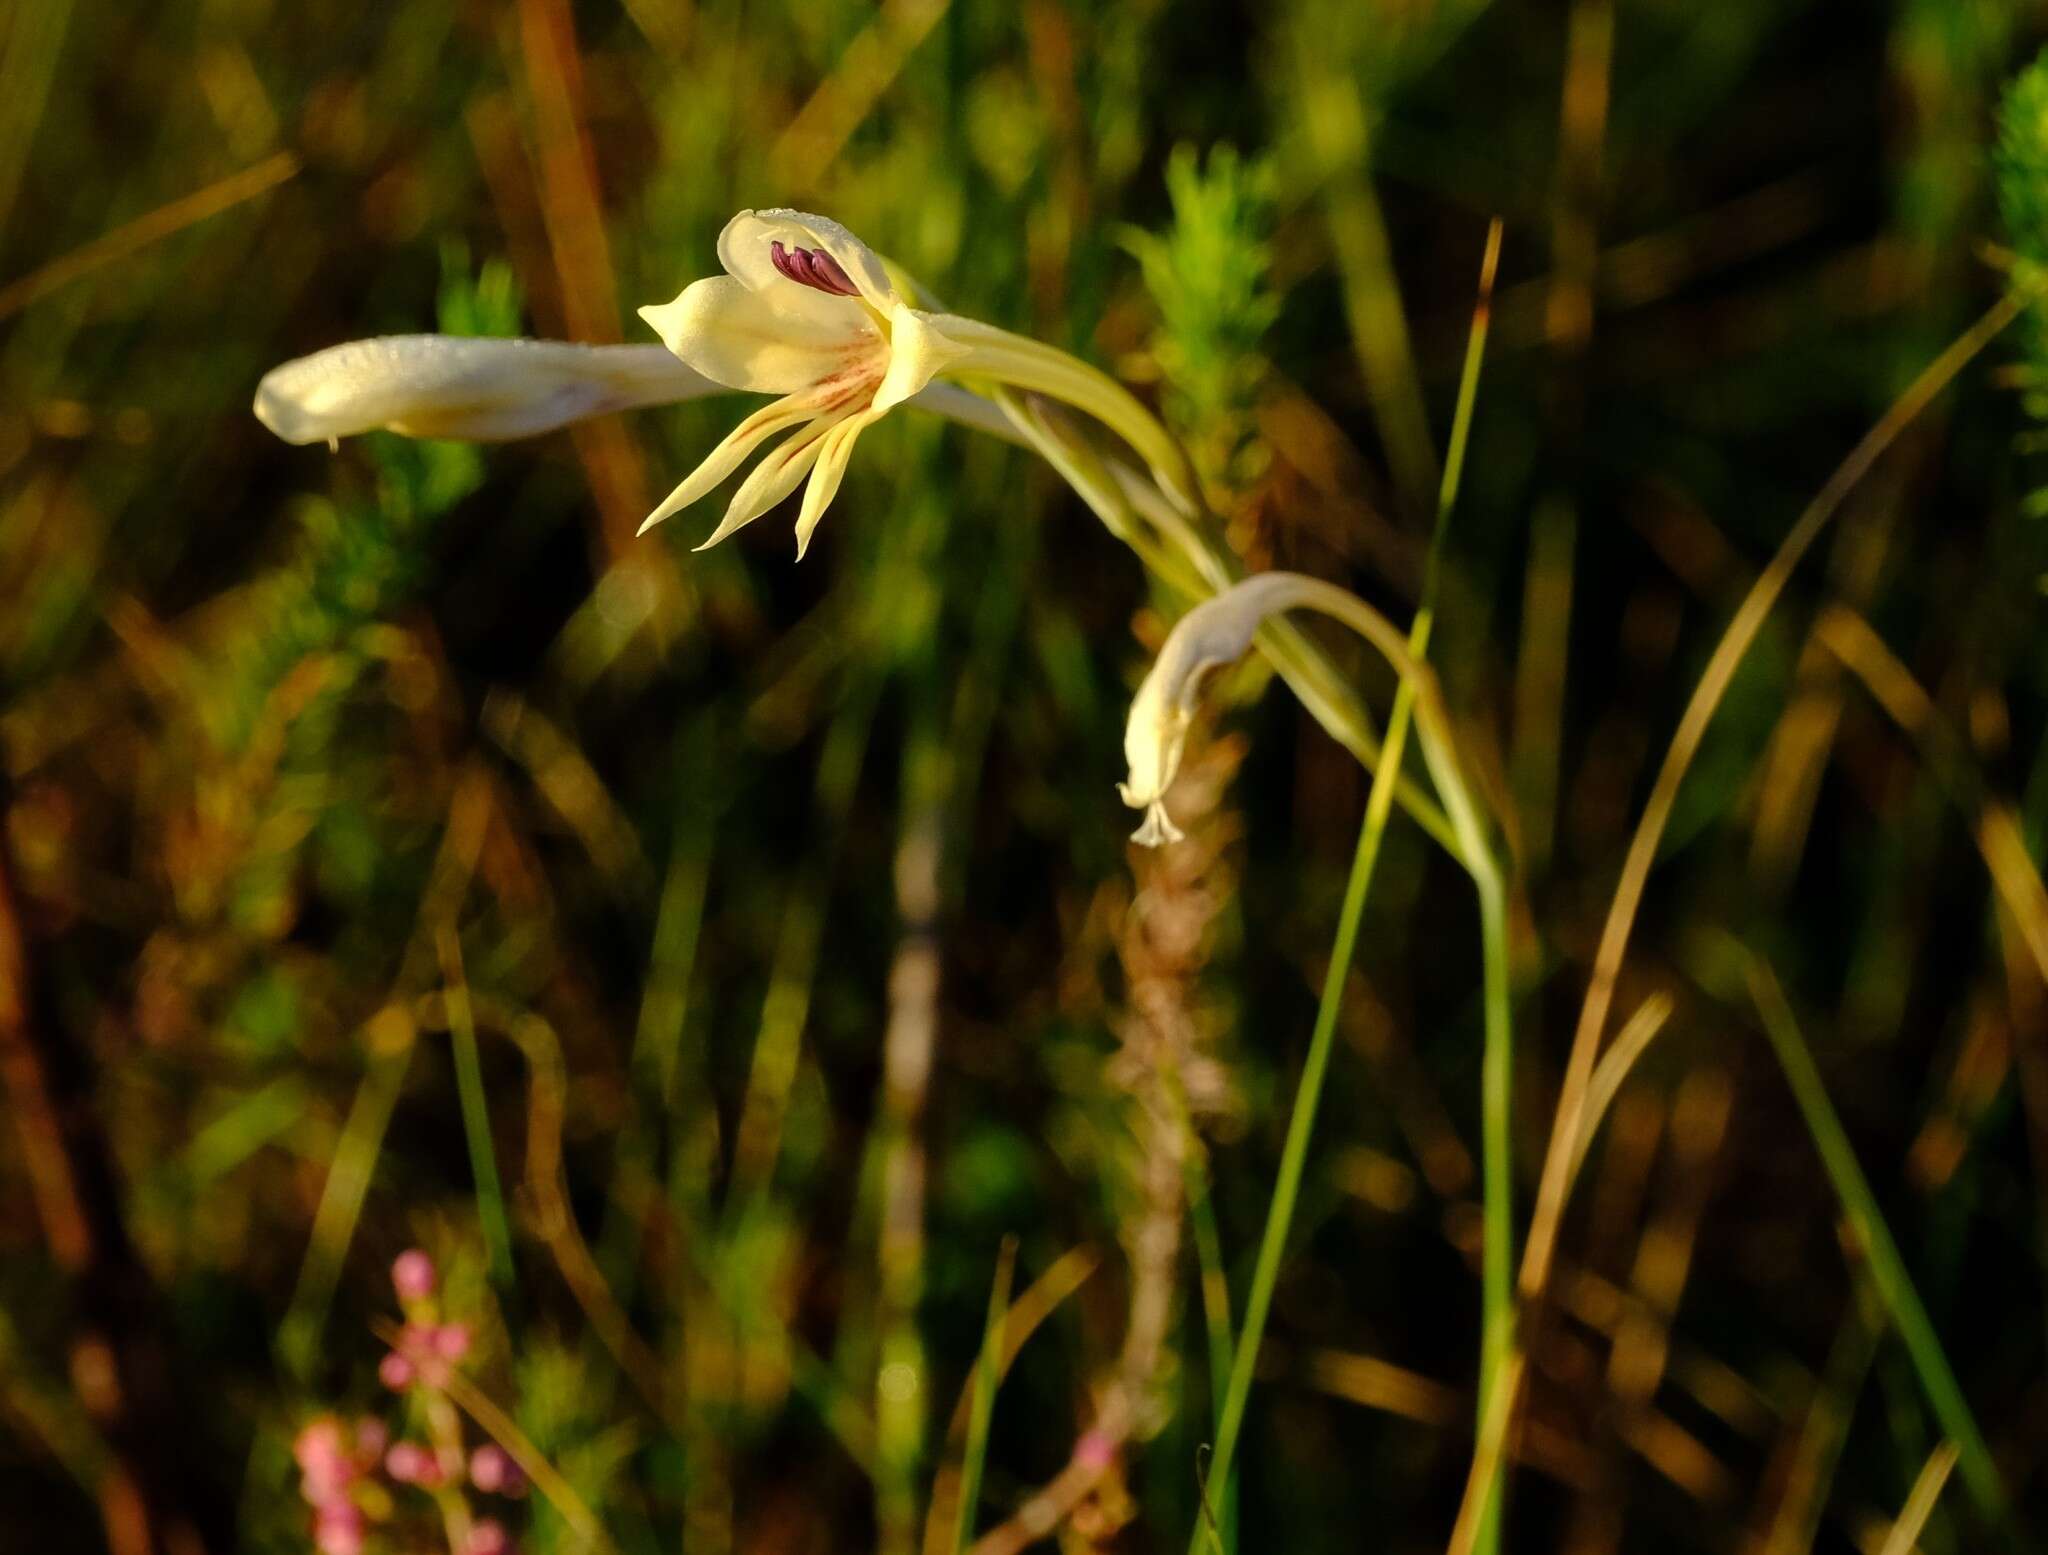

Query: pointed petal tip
[1128,801,1183,848]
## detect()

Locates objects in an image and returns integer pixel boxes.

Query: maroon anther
[770,240,861,297]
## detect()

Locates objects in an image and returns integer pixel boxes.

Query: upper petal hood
[252,336,716,444]
[717,208,902,314]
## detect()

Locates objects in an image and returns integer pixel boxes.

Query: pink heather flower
[391,1248,438,1302]
[293,1419,354,1505]
[313,1501,366,1555]
[1073,1429,1117,1473]
[467,1516,512,1555]
[468,1444,526,1496]
[385,1440,442,1486]
[379,1321,472,1391]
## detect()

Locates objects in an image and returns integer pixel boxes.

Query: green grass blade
[952,1236,1018,1555]
[1195,220,1507,1555]
[1193,787,1384,1554]
[1745,955,2010,1533]
[439,927,515,1291]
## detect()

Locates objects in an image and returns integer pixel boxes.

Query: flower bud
[468,1444,527,1496]
[385,1441,440,1486]
[391,1249,437,1303]
[313,1501,366,1555]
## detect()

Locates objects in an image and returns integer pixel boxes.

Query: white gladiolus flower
[634,208,985,557]
[1119,571,1484,854]
[1119,573,1306,846]
[258,206,1202,566]
[253,336,719,447]
[635,208,1214,558]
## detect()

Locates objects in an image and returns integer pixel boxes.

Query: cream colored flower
[253,336,717,447]
[257,209,1206,580]
[636,209,976,557]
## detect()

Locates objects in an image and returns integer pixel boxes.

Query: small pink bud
[431,1323,471,1361]
[385,1440,440,1485]
[293,1419,344,1470]
[378,1350,415,1390]
[467,1516,512,1555]
[294,1419,354,1504]
[314,1501,366,1555]
[391,1249,437,1302]
[1074,1429,1117,1472]
[468,1444,526,1496]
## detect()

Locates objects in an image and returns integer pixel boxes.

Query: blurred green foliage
[5,2,2048,1554]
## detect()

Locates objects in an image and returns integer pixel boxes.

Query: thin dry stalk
[0,151,299,321]
[967,739,1241,1555]
[876,804,944,1553]
[1876,1441,1961,1555]
[1811,604,2048,986]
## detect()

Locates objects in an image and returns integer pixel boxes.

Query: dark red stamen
[807,248,858,295]
[769,239,861,297]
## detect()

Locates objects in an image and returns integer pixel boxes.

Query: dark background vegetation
[5,0,2048,1551]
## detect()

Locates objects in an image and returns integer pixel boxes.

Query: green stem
[1195,772,1387,1553]
[1195,226,1507,1548]
[951,1238,1017,1555]
[1745,955,2011,1535]
[991,385,1467,861]
[440,929,514,1291]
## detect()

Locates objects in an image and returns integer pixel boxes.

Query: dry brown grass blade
[1876,1440,1961,1555]
[513,0,672,583]
[1566,990,1676,1188]
[770,0,952,190]
[1446,287,2025,1553]
[1521,288,2025,1309]
[1810,604,2048,987]
[0,150,299,322]
[919,1246,1101,1555]
[413,989,686,1439]
[1446,1352,1528,1555]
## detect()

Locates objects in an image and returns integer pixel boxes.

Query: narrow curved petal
[873,306,972,413]
[718,208,900,314]
[253,337,718,444]
[638,391,825,535]
[792,409,880,560]
[1118,670,1193,826]
[693,409,854,551]
[639,275,874,393]
[1129,801,1185,848]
